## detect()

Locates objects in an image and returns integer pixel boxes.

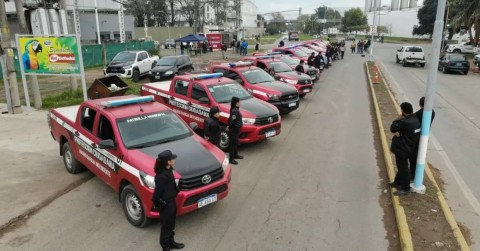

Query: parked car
[165,39,176,49]
[104,50,159,82]
[345,34,356,41]
[445,41,475,54]
[288,32,299,41]
[396,46,426,67]
[148,55,194,82]
[438,53,470,75]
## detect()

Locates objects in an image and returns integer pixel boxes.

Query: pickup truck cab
[446,41,476,54]
[141,73,282,150]
[396,46,426,67]
[210,62,300,114]
[104,50,159,82]
[242,56,314,97]
[48,95,231,227]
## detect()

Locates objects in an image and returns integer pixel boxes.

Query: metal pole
[441,3,449,51]
[369,4,377,61]
[1,55,13,114]
[0,0,22,113]
[76,34,88,101]
[95,0,101,44]
[65,0,79,90]
[412,0,446,194]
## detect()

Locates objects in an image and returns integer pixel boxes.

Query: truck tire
[396,56,400,64]
[464,70,469,75]
[420,63,425,68]
[402,60,407,67]
[453,49,461,53]
[132,69,140,82]
[62,141,84,174]
[299,94,307,98]
[442,66,447,74]
[219,127,230,151]
[121,184,151,228]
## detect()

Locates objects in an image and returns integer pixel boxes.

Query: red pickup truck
[242,56,314,97]
[141,73,282,150]
[48,95,231,227]
[210,62,300,114]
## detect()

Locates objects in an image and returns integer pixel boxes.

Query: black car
[438,54,470,75]
[148,55,194,81]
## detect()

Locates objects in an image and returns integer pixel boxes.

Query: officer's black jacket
[390,114,421,158]
[153,168,179,206]
[295,64,304,73]
[205,117,221,146]
[415,108,435,126]
[228,107,243,130]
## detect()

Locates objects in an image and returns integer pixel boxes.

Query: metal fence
[0,41,156,80]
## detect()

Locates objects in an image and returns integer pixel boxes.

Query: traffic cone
[373,71,380,84]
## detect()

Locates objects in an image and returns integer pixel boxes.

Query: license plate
[198,194,217,208]
[265,130,276,137]
[311,76,316,80]
[303,89,311,93]
[155,76,160,79]
[288,102,296,107]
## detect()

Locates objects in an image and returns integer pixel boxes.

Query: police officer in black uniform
[204,106,221,147]
[228,97,243,165]
[389,102,421,196]
[153,150,185,251]
[295,60,305,73]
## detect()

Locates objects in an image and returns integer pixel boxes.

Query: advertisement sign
[206,33,223,50]
[18,36,81,75]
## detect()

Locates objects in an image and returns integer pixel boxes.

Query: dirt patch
[366,61,462,250]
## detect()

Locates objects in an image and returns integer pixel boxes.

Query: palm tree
[450,0,480,44]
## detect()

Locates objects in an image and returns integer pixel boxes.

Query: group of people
[230,39,249,56]
[152,96,244,251]
[389,97,435,195]
[351,39,371,54]
[180,41,211,55]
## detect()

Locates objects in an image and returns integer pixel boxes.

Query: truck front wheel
[121,184,151,228]
[219,127,230,151]
[62,142,84,174]
[132,69,140,82]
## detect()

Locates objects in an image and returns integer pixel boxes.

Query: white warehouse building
[364,0,424,38]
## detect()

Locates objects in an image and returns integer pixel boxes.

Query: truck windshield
[208,82,252,103]
[156,57,177,66]
[293,49,308,57]
[112,52,136,61]
[117,111,192,149]
[269,62,292,73]
[280,56,300,66]
[241,69,275,84]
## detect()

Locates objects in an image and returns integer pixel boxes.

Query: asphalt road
[0,48,392,250]
[372,42,480,249]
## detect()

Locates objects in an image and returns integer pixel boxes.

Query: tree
[178,0,206,28]
[167,0,176,26]
[267,13,287,34]
[412,0,437,36]
[316,7,342,30]
[124,0,168,27]
[342,8,368,34]
[450,0,480,43]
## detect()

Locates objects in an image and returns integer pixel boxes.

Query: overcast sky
[253,0,424,19]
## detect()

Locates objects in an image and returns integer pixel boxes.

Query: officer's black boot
[170,240,185,249]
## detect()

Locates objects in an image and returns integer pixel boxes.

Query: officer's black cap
[158,150,177,161]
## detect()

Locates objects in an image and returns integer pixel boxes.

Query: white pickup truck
[104,50,159,82]
[446,41,476,54]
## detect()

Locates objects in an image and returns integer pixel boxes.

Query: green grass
[42,78,143,109]
[298,34,315,41]
[354,35,431,44]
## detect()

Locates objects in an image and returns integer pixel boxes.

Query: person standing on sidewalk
[389,102,421,196]
[340,42,346,59]
[153,150,185,251]
[351,41,356,54]
[241,39,248,56]
[227,97,243,165]
[409,97,436,180]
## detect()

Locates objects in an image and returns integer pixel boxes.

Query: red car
[272,47,310,61]
[242,56,314,97]
[210,62,300,114]
[142,73,282,150]
[48,95,232,227]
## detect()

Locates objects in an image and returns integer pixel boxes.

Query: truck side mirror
[189,122,199,131]
[99,139,116,149]
[397,49,401,52]
[199,97,210,104]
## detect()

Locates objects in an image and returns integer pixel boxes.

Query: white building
[364,0,423,38]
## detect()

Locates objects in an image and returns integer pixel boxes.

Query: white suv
[396,46,426,67]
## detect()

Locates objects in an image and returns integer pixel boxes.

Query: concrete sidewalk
[0,107,91,231]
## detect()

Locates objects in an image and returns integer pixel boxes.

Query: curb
[364,62,414,251]
[375,63,470,251]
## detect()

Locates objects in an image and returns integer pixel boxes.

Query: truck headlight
[242,117,256,125]
[284,79,297,84]
[165,71,174,75]
[139,171,155,189]
[267,94,280,102]
[222,156,229,170]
